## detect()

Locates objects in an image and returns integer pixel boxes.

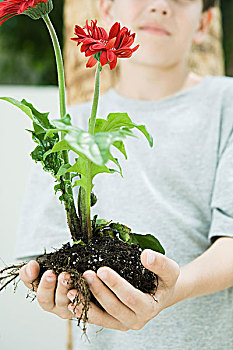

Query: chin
[132,55,174,68]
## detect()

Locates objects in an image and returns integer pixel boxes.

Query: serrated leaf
[72,176,94,191]
[112,140,127,159]
[95,112,153,148]
[0,97,34,121]
[134,124,153,147]
[109,155,123,177]
[64,127,135,166]
[52,113,72,126]
[56,164,72,178]
[94,118,106,133]
[0,97,54,130]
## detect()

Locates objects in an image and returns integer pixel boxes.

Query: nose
[148,0,171,17]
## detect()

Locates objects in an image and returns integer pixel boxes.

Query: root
[0,260,92,341]
[0,262,26,292]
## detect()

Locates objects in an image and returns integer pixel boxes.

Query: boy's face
[99,0,212,68]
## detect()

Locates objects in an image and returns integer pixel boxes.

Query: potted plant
[0,0,165,338]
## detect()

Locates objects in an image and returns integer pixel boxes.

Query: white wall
[0,86,67,350]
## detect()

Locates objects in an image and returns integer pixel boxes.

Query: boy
[18,0,233,349]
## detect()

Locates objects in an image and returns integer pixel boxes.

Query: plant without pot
[0,6,165,340]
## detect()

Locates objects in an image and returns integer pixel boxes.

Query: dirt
[0,234,159,340]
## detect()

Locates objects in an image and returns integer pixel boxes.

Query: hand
[19,260,74,319]
[67,249,180,331]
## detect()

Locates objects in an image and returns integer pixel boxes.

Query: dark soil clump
[0,235,158,339]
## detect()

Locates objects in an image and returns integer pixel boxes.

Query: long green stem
[86,62,102,242]
[42,14,81,240]
[42,14,67,158]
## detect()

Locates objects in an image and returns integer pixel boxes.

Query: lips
[140,23,171,36]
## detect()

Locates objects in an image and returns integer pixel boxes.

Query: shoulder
[207,75,233,103]
[208,76,233,153]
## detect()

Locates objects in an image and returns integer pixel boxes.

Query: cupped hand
[19,261,74,319]
[67,249,180,331]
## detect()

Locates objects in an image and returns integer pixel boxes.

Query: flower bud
[24,0,53,20]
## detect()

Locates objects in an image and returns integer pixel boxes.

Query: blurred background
[0,0,232,86]
[0,1,232,350]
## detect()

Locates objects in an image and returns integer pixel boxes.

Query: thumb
[141,249,180,287]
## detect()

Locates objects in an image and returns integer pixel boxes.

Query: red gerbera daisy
[0,0,52,26]
[71,19,140,70]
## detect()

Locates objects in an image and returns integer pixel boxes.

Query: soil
[0,234,159,340]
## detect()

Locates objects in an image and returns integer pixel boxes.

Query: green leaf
[72,175,94,191]
[64,127,134,166]
[72,178,87,191]
[134,124,153,147]
[73,239,86,246]
[47,139,73,154]
[109,155,123,177]
[52,113,72,126]
[91,162,120,178]
[94,118,106,133]
[98,113,132,132]
[95,113,153,148]
[112,140,127,159]
[109,222,131,242]
[56,163,72,178]
[0,97,54,130]
[128,233,165,254]
[0,97,34,121]
[96,218,112,227]
[91,192,98,207]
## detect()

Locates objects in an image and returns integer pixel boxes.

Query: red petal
[121,35,134,48]
[106,37,116,50]
[74,24,87,38]
[98,27,108,40]
[86,56,98,68]
[100,51,108,66]
[109,22,120,40]
[80,43,91,52]
[107,50,115,62]
[85,48,94,57]
[131,44,140,52]
[109,54,117,70]
[91,43,106,50]
[115,27,128,48]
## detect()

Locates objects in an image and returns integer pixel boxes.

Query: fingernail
[26,264,32,279]
[147,251,155,265]
[68,304,75,312]
[61,279,68,286]
[84,274,93,284]
[68,304,73,310]
[67,292,76,301]
[97,269,108,280]
[46,274,55,282]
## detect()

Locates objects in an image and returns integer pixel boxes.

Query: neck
[114,59,201,101]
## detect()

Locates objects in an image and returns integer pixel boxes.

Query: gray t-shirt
[14,75,233,349]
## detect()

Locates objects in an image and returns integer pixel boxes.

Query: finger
[67,297,129,331]
[55,272,73,309]
[94,267,153,317]
[141,249,180,287]
[81,269,137,327]
[36,270,57,312]
[19,260,40,291]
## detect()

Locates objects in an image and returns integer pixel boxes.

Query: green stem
[86,62,102,242]
[88,62,102,135]
[42,14,81,240]
[42,14,69,171]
